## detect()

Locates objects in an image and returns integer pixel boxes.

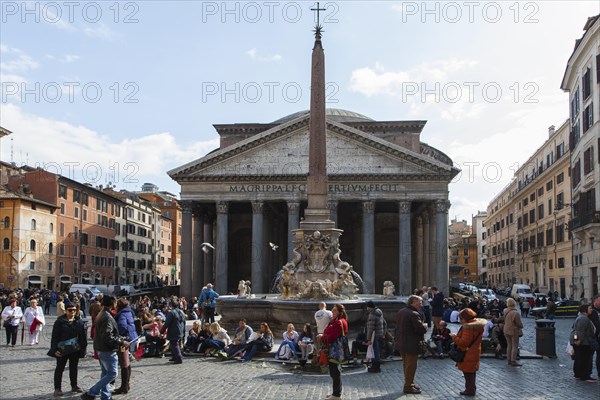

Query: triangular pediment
[168,115,455,181]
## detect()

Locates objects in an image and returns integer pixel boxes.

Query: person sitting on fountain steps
[223,319,253,360]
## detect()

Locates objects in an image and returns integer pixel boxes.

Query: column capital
[216,201,229,214]
[251,201,264,214]
[327,200,338,211]
[193,203,204,217]
[398,201,411,214]
[435,199,451,213]
[363,201,375,214]
[287,201,300,213]
[180,200,194,213]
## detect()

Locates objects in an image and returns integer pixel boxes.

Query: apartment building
[561,14,600,299]
[513,122,572,295]
[109,190,157,286]
[8,170,123,288]
[472,211,488,284]
[485,179,518,288]
[0,185,57,290]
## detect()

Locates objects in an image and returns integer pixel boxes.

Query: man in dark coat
[160,298,186,364]
[366,300,386,373]
[430,287,445,329]
[590,294,600,379]
[395,295,428,395]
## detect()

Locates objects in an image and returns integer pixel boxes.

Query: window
[59,223,64,237]
[572,160,581,187]
[82,193,89,206]
[29,261,35,270]
[83,209,87,221]
[60,203,65,215]
[49,223,53,233]
[538,204,544,219]
[538,187,544,196]
[59,262,64,274]
[583,103,594,133]
[523,198,528,207]
[2,216,8,228]
[557,224,565,243]
[59,185,67,199]
[31,219,36,230]
[557,192,564,209]
[557,172,564,184]
[2,238,9,250]
[546,181,553,191]
[523,214,529,227]
[48,262,52,271]
[30,239,36,251]
[74,207,79,218]
[556,142,565,159]
[582,67,592,100]
[558,257,565,268]
[59,244,65,256]
[529,209,535,224]
[530,193,535,201]
[571,87,580,122]
[73,190,81,203]
[48,243,53,253]
[584,146,595,174]
[546,228,553,245]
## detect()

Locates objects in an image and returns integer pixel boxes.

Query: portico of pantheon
[169,108,459,299]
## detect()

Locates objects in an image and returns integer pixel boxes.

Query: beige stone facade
[169,109,458,298]
[561,15,600,299]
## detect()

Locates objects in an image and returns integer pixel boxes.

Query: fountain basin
[216,295,408,335]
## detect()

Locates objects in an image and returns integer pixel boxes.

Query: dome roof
[272,108,374,124]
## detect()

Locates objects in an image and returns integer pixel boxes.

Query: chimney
[548,125,555,137]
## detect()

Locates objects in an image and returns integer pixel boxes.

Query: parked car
[511,284,534,302]
[530,299,581,319]
[480,289,497,302]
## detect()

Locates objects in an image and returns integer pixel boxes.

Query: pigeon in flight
[269,242,279,251]
[201,242,215,254]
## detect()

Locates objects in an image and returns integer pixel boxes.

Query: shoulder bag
[448,329,480,363]
[57,337,81,356]
[328,320,351,364]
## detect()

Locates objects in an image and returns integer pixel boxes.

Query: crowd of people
[1,286,599,400]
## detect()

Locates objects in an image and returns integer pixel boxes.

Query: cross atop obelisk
[303,2,333,228]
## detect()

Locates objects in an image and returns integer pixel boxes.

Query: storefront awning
[60,276,72,283]
[28,276,42,283]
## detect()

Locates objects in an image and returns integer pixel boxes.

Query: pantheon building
[169,108,459,298]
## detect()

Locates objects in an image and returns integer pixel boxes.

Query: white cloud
[62,55,80,63]
[0,104,218,191]
[83,23,117,40]
[0,45,39,73]
[246,48,282,62]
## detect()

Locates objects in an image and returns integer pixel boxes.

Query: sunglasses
[66,309,77,312]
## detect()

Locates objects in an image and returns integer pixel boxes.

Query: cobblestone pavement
[1,315,598,400]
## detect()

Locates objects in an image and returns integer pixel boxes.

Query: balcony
[569,211,600,231]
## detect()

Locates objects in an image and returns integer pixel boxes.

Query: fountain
[216,16,407,335]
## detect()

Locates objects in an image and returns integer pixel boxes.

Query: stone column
[180,200,194,299]
[327,200,338,225]
[398,201,412,295]
[422,212,431,286]
[362,201,375,294]
[416,216,423,288]
[435,199,450,296]
[203,214,214,285]
[251,201,265,294]
[215,201,229,294]
[428,205,437,288]
[287,201,300,261]
[192,205,204,296]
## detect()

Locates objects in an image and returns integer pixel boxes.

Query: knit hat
[459,308,477,321]
[366,301,376,309]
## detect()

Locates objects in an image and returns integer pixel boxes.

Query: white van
[69,284,103,298]
[511,284,534,301]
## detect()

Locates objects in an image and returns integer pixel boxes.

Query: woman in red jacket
[319,304,348,400]
[450,308,486,397]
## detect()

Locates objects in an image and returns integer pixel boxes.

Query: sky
[1,0,599,222]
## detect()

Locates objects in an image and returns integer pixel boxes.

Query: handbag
[328,320,351,364]
[448,329,480,363]
[3,319,11,329]
[57,337,81,356]
[366,333,375,360]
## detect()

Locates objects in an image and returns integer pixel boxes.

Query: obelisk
[301,23,335,230]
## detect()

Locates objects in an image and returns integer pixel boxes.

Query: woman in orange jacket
[450,308,487,397]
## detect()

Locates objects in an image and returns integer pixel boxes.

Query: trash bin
[535,319,556,358]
